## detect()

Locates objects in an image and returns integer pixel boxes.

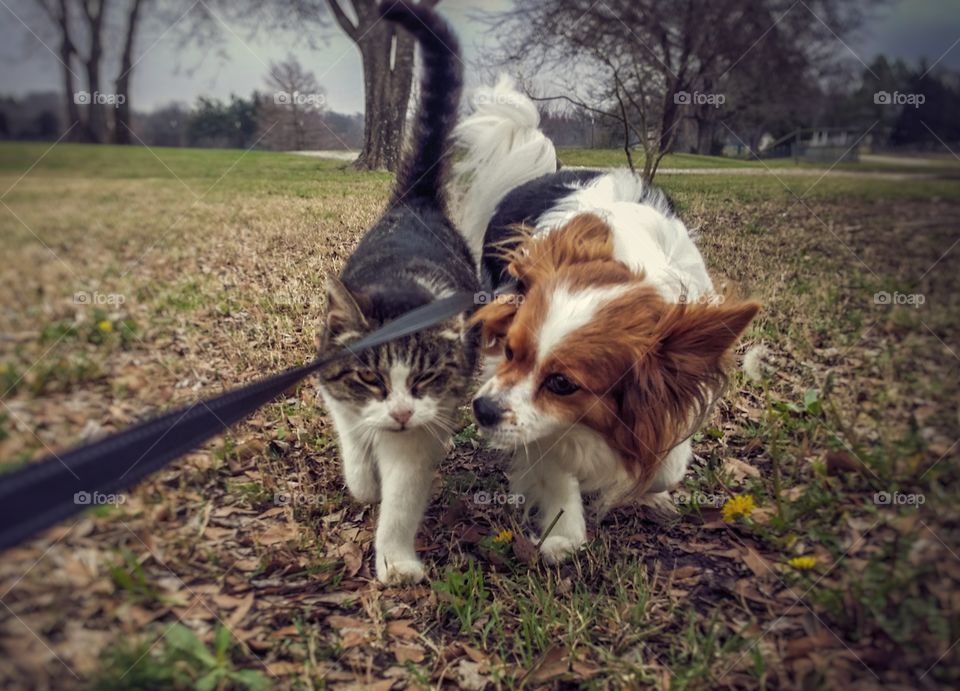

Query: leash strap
[0,292,476,552]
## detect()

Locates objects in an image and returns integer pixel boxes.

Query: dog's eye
[504,345,514,361]
[543,373,579,396]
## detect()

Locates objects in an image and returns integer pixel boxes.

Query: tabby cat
[317,3,478,584]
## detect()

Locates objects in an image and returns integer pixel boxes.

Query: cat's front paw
[539,535,584,564]
[346,479,380,505]
[376,556,426,585]
[344,469,380,504]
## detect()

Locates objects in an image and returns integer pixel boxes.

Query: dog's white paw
[377,557,425,585]
[539,535,582,564]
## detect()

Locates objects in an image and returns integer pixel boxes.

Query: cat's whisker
[428,417,456,435]
[420,425,446,449]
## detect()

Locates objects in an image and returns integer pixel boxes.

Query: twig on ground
[536,509,565,548]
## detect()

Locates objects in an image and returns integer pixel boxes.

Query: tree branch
[326,0,358,39]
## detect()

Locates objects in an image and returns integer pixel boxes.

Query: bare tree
[31,0,160,143]
[494,0,866,181]
[33,0,110,142]
[263,56,325,150]
[33,0,84,138]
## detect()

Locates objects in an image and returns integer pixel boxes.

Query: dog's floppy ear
[324,277,368,344]
[469,294,519,352]
[654,300,760,371]
[613,299,760,489]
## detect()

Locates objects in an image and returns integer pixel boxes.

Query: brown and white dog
[452,77,759,562]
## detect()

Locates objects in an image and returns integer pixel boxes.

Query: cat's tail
[380,1,462,208]
[450,74,558,265]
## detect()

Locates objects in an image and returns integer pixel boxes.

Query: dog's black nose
[472,396,503,427]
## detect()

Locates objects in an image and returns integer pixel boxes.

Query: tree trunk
[53,0,84,140]
[292,102,304,150]
[695,116,716,155]
[327,0,419,172]
[113,0,145,144]
[641,149,655,183]
[82,0,108,143]
[353,21,414,170]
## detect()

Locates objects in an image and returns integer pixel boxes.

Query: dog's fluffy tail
[451,75,557,264]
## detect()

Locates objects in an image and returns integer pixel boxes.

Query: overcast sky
[1,0,958,114]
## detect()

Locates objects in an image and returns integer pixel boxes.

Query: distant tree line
[816,56,960,151]
[512,53,960,160]
[3,51,955,157]
[0,53,364,150]
[0,90,364,149]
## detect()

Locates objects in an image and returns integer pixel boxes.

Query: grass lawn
[1,142,959,689]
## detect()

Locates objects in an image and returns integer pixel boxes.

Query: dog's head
[471,213,759,487]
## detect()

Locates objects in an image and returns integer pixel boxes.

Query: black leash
[0,292,476,553]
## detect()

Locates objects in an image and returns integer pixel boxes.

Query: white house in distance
[729,127,873,162]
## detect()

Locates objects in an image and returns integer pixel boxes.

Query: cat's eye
[413,371,436,387]
[357,368,380,385]
[504,345,514,361]
[543,373,579,396]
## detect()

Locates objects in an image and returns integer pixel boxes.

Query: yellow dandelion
[788,556,817,571]
[721,494,756,523]
[98,320,113,333]
[0,363,8,375]
[492,529,513,544]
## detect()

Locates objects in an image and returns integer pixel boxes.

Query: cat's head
[317,277,475,432]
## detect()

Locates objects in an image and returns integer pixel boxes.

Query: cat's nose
[472,396,502,427]
[390,407,413,426]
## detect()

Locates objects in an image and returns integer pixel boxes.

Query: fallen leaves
[2,168,959,690]
[392,643,425,663]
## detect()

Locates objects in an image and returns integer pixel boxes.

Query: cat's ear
[325,277,368,340]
